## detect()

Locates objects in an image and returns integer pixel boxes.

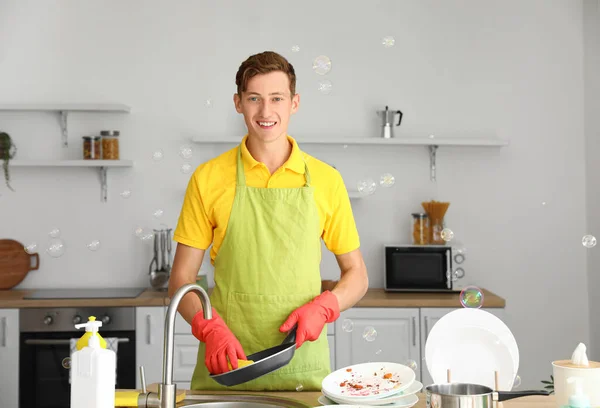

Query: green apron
[190,145,331,391]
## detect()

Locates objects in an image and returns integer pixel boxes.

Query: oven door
[384,245,452,291]
[19,330,136,408]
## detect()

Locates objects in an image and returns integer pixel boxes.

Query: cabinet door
[173,334,200,383]
[136,306,165,388]
[0,309,19,408]
[327,335,336,371]
[420,307,506,386]
[335,308,420,380]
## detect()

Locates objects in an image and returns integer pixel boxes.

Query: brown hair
[235,51,297,97]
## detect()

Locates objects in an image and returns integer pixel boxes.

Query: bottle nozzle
[74,315,103,333]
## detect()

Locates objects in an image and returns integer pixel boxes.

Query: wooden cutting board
[0,239,39,289]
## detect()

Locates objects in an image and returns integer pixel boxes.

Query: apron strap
[236,142,312,187]
[236,146,246,187]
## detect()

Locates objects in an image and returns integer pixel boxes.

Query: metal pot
[425,383,550,408]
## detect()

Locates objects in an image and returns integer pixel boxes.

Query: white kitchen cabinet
[419,307,506,386]
[327,322,336,370]
[174,312,199,387]
[136,306,165,388]
[0,309,19,408]
[334,308,421,380]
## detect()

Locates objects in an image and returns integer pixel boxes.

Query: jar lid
[100,130,120,136]
[411,212,428,218]
[82,136,91,140]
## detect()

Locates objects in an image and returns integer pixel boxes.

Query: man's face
[234,71,300,143]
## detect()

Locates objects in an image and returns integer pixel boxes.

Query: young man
[170,50,368,391]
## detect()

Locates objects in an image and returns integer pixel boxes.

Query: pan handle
[29,253,40,271]
[496,390,550,402]
[281,324,297,346]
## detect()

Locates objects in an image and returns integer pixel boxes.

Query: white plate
[321,362,416,400]
[317,394,419,407]
[323,381,423,406]
[425,308,519,390]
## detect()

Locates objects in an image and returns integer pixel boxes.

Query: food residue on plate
[336,365,403,397]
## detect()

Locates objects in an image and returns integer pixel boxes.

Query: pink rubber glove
[192,308,247,375]
[279,291,340,349]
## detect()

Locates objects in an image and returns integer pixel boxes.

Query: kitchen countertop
[0,287,505,308]
[117,390,552,408]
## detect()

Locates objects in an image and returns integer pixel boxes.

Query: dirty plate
[323,380,422,406]
[317,394,419,407]
[321,362,415,401]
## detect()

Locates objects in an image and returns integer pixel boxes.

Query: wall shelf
[10,160,134,202]
[191,135,509,182]
[0,103,131,147]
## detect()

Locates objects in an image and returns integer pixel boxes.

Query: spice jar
[411,213,429,245]
[101,130,120,160]
[82,136,101,160]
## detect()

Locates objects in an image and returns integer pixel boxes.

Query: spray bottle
[70,316,116,408]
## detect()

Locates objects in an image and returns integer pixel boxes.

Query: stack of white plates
[317,362,422,407]
[425,308,520,391]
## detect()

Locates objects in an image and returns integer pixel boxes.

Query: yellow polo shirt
[173,135,360,264]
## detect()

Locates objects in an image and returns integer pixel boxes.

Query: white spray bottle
[70,316,116,408]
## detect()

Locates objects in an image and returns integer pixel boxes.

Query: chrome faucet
[138,283,212,408]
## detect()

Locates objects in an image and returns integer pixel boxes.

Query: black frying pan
[209,326,297,387]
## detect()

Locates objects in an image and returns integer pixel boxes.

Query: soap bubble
[120,189,131,199]
[542,201,547,206]
[205,99,213,108]
[312,55,331,75]
[62,357,71,369]
[153,209,164,218]
[363,326,377,342]
[513,375,522,389]
[24,242,37,254]
[295,383,304,392]
[460,286,484,308]
[342,319,354,333]
[357,179,377,196]
[46,238,66,258]
[582,235,597,248]
[180,163,192,174]
[87,240,101,251]
[441,228,454,242]
[291,45,300,52]
[382,36,395,48]
[405,359,418,371]
[179,145,193,159]
[380,173,395,187]
[152,150,164,161]
[48,228,60,238]
[375,349,382,355]
[135,227,154,242]
[317,79,332,94]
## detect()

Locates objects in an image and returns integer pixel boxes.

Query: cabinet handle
[424,316,429,338]
[1,317,6,347]
[412,317,416,346]
[146,314,152,345]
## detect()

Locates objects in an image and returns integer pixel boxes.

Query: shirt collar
[240,134,306,174]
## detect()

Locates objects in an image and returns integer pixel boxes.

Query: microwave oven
[384,245,463,292]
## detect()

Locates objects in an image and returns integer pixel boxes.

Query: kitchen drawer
[327,322,334,335]
[173,334,200,382]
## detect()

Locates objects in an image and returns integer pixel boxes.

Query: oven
[384,244,460,292]
[19,307,136,408]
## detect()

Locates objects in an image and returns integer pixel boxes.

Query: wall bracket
[59,111,69,147]
[429,145,439,182]
[99,167,108,202]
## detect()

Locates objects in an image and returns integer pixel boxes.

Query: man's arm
[331,248,369,311]
[168,243,206,325]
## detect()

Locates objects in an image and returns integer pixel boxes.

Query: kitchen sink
[176,393,311,408]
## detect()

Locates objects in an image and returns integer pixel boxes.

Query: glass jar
[82,136,101,160]
[430,218,445,245]
[101,130,120,160]
[411,213,429,245]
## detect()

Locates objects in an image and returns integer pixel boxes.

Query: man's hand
[192,308,247,375]
[279,291,340,349]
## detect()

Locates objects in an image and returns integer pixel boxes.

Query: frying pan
[209,326,297,386]
[425,383,550,408]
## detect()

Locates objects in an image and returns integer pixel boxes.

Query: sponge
[227,359,255,371]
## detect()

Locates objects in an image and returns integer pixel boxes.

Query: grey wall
[0,0,593,389]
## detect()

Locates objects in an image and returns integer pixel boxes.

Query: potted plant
[541,374,554,394]
[0,132,16,191]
